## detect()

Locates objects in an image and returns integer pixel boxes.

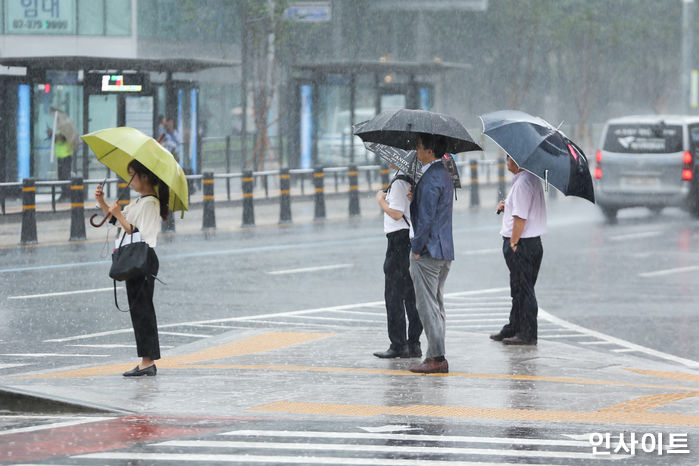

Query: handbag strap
[112,274,166,313]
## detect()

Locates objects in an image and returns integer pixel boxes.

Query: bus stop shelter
[288,60,466,168]
[0,56,238,183]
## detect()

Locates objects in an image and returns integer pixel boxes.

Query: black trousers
[500,236,543,342]
[126,275,161,360]
[384,229,422,348]
[57,156,72,198]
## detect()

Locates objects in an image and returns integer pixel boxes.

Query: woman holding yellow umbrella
[84,126,189,377]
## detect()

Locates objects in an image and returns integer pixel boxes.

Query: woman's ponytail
[158,180,170,221]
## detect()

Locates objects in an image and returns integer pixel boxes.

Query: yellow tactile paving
[625,368,699,382]
[598,392,699,413]
[250,401,699,427]
[22,332,333,379]
[182,363,699,392]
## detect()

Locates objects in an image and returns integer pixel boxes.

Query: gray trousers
[409,254,451,358]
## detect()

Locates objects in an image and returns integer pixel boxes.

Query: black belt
[387,229,410,238]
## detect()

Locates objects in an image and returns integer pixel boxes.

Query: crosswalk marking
[72,452,546,465]
[149,440,613,460]
[217,429,590,447]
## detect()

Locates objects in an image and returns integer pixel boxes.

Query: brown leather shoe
[409,357,449,374]
[502,336,537,345]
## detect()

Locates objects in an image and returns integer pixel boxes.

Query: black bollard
[497,154,506,202]
[69,177,86,241]
[279,168,292,224]
[118,181,131,208]
[242,169,255,227]
[313,166,326,220]
[469,159,480,207]
[202,172,216,230]
[20,178,37,245]
[348,165,360,217]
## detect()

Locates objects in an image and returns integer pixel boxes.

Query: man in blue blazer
[408,133,454,374]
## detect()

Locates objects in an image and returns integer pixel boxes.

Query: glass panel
[317,81,351,166]
[354,74,377,165]
[88,94,117,179]
[125,96,154,137]
[33,83,82,180]
[105,0,131,35]
[77,0,104,35]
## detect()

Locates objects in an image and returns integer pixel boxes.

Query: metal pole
[683,0,694,114]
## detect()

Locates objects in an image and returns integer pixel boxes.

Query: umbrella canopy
[81,126,189,213]
[480,110,595,203]
[361,139,462,189]
[353,108,482,154]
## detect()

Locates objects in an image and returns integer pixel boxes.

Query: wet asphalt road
[0,196,697,371]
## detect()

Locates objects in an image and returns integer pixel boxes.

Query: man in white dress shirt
[491,155,546,345]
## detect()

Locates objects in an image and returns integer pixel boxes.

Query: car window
[603,124,683,153]
[689,125,699,154]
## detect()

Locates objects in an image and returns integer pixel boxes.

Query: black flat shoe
[373,346,409,359]
[123,364,157,377]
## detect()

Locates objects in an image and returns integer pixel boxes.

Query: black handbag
[110,226,160,312]
[109,227,159,281]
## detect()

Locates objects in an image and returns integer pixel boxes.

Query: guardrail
[1,159,505,244]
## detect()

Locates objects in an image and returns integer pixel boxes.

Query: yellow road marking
[250,401,699,427]
[23,332,333,379]
[599,392,699,413]
[625,368,699,382]
[181,363,699,392]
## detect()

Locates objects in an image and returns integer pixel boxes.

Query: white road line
[449,318,506,323]
[217,429,590,447]
[181,324,243,329]
[611,348,638,353]
[0,353,110,357]
[448,312,509,317]
[444,307,511,312]
[539,309,699,368]
[0,417,114,436]
[638,265,699,278]
[447,287,511,297]
[325,310,383,316]
[0,363,28,369]
[149,440,614,461]
[578,341,618,345]
[538,334,586,339]
[610,231,662,241]
[7,286,123,300]
[267,264,353,275]
[158,331,211,338]
[73,452,545,465]
[287,315,379,323]
[65,344,175,349]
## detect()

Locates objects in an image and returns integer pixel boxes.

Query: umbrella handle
[90,213,110,228]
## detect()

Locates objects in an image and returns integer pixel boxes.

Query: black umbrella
[353,108,482,154]
[479,110,595,203]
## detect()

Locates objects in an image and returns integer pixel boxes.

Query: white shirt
[383,174,413,236]
[421,158,440,173]
[500,170,547,238]
[118,195,161,248]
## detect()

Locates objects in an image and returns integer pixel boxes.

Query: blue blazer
[410,161,454,260]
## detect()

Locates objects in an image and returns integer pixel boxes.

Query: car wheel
[600,206,618,223]
[689,179,699,217]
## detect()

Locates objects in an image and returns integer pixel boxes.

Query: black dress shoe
[373,346,409,358]
[123,364,157,377]
[502,336,537,346]
[489,333,507,341]
[408,343,422,358]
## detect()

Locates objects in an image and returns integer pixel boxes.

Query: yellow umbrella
[81,127,189,215]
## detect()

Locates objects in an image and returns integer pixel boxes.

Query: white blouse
[119,195,161,248]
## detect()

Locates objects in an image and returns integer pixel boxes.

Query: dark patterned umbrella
[480,110,595,203]
[353,108,482,154]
